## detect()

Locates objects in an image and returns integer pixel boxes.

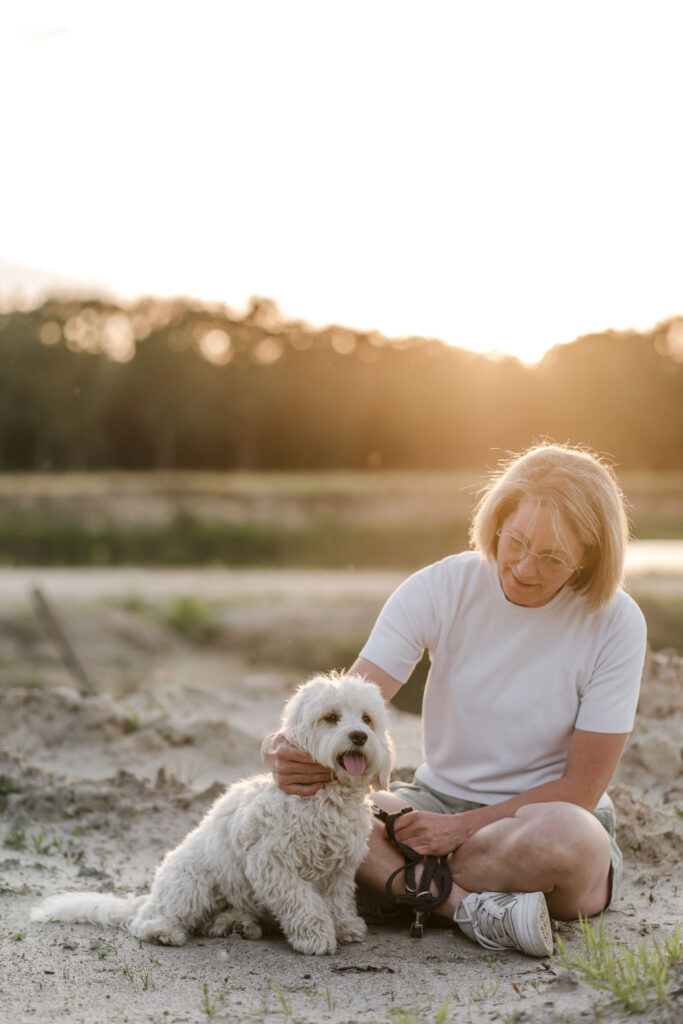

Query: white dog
[31,672,393,955]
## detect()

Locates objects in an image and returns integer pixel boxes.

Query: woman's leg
[357,794,612,955]
[448,801,612,919]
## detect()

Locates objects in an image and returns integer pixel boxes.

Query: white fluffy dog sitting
[31,672,393,955]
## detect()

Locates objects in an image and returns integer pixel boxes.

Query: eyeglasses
[496,530,582,575]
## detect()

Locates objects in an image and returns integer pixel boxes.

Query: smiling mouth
[338,751,366,776]
[510,571,538,587]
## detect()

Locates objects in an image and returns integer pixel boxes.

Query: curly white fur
[31,672,393,955]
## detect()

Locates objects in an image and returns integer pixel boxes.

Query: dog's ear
[371,731,394,792]
[280,677,327,752]
[280,685,308,748]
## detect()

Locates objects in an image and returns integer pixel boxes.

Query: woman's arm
[390,727,629,855]
[348,656,403,701]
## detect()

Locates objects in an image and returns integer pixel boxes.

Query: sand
[0,568,681,1024]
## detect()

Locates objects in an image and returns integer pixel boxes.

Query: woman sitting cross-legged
[262,443,647,957]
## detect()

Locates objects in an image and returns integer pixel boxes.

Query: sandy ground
[0,568,681,1024]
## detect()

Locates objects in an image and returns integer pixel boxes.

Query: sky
[1,1,682,363]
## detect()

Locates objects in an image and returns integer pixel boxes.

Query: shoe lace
[457,893,518,951]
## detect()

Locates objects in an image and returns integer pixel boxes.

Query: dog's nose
[348,730,367,747]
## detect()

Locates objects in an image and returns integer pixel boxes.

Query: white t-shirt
[360,551,647,805]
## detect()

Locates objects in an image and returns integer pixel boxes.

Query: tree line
[1,295,682,470]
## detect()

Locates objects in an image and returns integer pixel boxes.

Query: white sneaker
[454,891,553,957]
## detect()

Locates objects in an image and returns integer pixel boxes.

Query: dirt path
[0,567,404,603]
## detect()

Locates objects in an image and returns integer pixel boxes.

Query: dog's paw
[335,915,368,944]
[208,911,262,940]
[135,920,187,946]
[156,928,188,946]
[287,927,337,956]
[232,919,262,940]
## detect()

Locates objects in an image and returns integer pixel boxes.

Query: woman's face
[496,499,585,608]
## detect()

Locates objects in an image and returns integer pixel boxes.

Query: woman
[263,444,647,957]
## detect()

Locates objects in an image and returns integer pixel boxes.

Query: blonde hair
[470,443,630,612]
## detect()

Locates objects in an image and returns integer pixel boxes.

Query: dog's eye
[362,713,372,726]
[322,712,340,725]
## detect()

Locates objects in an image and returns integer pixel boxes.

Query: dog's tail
[31,891,144,929]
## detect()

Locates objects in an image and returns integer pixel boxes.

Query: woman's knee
[512,801,611,870]
[449,801,612,912]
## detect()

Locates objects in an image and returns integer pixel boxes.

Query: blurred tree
[0,299,681,471]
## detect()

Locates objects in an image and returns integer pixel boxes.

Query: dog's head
[281,672,394,791]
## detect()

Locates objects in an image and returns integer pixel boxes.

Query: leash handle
[371,803,413,825]
[371,802,453,918]
[372,804,421,863]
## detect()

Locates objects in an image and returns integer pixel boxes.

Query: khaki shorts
[388,778,622,907]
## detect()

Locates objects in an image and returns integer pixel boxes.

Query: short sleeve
[358,565,439,684]
[575,594,647,733]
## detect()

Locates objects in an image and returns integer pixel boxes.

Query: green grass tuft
[553,915,682,1013]
[163,595,221,645]
[3,829,27,851]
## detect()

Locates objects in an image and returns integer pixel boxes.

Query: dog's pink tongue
[342,754,366,776]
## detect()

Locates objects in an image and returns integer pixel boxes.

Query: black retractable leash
[372,804,453,938]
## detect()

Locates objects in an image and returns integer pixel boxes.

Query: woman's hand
[262,732,332,796]
[390,809,479,856]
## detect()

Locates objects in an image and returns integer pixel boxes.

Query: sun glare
[0,3,681,364]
